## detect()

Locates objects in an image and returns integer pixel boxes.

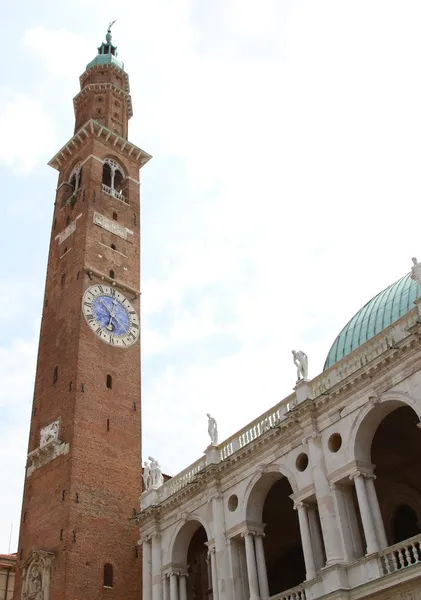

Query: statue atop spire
[106,19,117,43]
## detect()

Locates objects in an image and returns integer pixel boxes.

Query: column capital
[241,530,251,538]
[349,470,375,481]
[293,501,310,511]
[349,470,362,481]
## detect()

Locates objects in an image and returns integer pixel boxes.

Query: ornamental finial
[106,19,117,43]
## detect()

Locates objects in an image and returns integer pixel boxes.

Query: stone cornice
[48,119,152,171]
[84,265,140,298]
[80,62,130,94]
[73,82,133,119]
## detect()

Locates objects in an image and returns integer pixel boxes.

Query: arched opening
[103,563,113,587]
[114,169,124,193]
[172,520,210,600]
[109,270,115,279]
[246,472,306,596]
[102,158,126,197]
[102,163,112,188]
[187,526,209,599]
[370,405,421,545]
[112,212,118,221]
[106,374,112,389]
[393,505,421,544]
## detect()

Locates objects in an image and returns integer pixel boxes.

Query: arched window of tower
[102,158,127,200]
[62,162,83,205]
[106,374,112,389]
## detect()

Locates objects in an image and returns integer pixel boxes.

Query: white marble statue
[292,350,309,381]
[148,456,164,488]
[142,461,151,491]
[410,257,421,287]
[40,421,59,448]
[207,413,218,445]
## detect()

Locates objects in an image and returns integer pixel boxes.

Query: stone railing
[160,456,207,501]
[102,183,127,203]
[219,396,293,461]
[379,533,421,575]
[311,310,419,398]
[271,583,306,600]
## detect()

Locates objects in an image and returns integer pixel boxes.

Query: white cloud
[0,92,56,174]
[0,334,38,553]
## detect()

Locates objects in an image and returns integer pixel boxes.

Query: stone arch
[170,516,211,565]
[244,466,306,596]
[170,517,211,599]
[351,391,420,463]
[381,482,421,543]
[244,463,298,523]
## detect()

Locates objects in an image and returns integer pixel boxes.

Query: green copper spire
[86,20,124,72]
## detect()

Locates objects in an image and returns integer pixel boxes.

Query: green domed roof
[324,273,421,370]
[85,26,124,72]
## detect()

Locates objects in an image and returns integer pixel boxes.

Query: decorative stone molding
[93,212,130,240]
[26,421,69,477]
[27,421,69,478]
[21,549,54,600]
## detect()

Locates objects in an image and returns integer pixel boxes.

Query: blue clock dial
[82,284,139,347]
[92,295,130,336]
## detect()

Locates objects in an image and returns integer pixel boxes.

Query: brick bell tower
[15,24,150,600]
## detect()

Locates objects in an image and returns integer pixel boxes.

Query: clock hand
[98,298,112,315]
[106,298,117,331]
[110,313,126,331]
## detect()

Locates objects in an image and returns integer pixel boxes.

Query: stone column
[163,573,170,600]
[142,538,152,600]
[308,436,343,564]
[330,483,355,563]
[307,503,325,570]
[211,491,232,599]
[179,573,188,600]
[209,548,219,600]
[169,572,178,600]
[365,475,388,549]
[152,534,163,600]
[351,472,379,555]
[242,532,260,600]
[294,503,316,580]
[254,533,269,600]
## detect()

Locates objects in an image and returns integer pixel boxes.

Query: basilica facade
[138,269,421,600]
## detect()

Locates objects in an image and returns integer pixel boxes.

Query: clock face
[82,284,139,347]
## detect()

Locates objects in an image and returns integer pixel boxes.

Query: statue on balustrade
[410,257,421,288]
[207,413,218,445]
[292,350,309,381]
[148,456,164,488]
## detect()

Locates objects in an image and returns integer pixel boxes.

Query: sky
[2,0,421,553]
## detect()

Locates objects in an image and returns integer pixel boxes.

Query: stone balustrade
[270,583,306,600]
[379,533,421,575]
[160,456,207,501]
[102,183,127,203]
[219,398,291,461]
